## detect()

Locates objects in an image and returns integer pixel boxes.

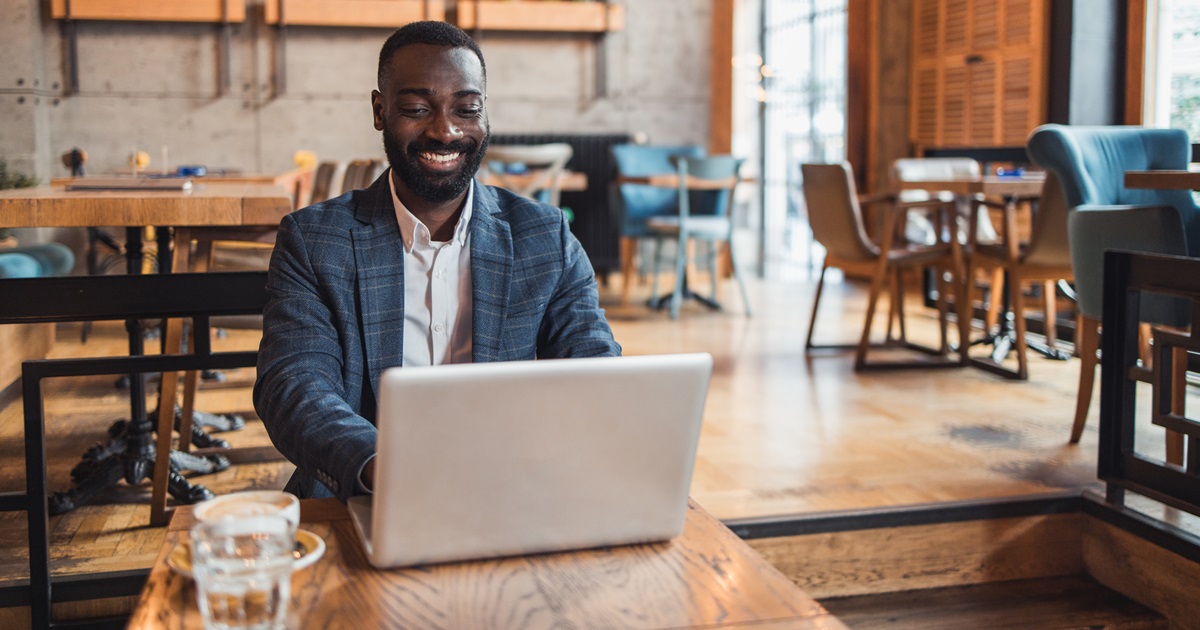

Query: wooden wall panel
[709,0,734,154]
[1082,517,1200,628]
[745,514,1084,599]
[1126,0,1147,124]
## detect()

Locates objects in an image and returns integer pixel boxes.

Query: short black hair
[377,21,486,88]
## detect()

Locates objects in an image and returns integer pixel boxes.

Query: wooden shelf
[454,1,624,33]
[264,0,445,27]
[50,0,245,23]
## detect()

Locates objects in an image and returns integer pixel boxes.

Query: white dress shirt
[388,174,474,367]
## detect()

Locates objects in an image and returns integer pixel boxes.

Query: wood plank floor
[0,270,1190,584]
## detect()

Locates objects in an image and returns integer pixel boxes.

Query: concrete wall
[0,0,713,181]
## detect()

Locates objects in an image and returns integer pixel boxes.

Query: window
[1144,0,1200,138]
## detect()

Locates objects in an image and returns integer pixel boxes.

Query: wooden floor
[0,269,1192,585]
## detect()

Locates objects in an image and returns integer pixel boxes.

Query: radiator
[491,133,631,275]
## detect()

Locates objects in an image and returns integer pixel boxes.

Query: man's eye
[400,107,428,116]
[458,108,483,117]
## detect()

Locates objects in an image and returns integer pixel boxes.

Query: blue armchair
[611,144,707,305]
[1026,124,1199,447]
[0,242,74,279]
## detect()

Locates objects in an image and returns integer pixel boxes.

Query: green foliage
[0,160,38,190]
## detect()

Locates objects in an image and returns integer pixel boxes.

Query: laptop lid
[352,353,712,568]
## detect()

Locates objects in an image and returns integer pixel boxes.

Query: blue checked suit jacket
[253,171,621,501]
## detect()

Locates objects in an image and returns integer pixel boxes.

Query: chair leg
[893,269,908,343]
[669,236,688,319]
[708,241,719,303]
[986,267,1004,332]
[650,237,664,304]
[805,265,828,350]
[1070,316,1100,444]
[620,237,636,306]
[1043,280,1058,350]
[935,265,950,354]
[958,256,981,365]
[855,259,891,370]
[1009,268,1029,379]
[728,239,752,317]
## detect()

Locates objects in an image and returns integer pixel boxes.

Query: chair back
[612,144,706,238]
[309,161,341,205]
[342,159,384,193]
[482,143,574,206]
[1027,125,1200,252]
[1028,125,1193,323]
[1022,173,1072,268]
[670,155,743,221]
[891,157,981,190]
[800,163,878,263]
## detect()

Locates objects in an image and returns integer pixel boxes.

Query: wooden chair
[481,143,574,207]
[958,174,1074,380]
[801,162,963,370]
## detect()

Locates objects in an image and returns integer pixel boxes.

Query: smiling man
[254,21,621,502]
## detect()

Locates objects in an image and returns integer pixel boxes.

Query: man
[254,21,621,502]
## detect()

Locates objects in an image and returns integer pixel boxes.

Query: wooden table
[895,174,1047,198]
[479,169,589,192]
[50,166,316,210]
[1124,170,1200,190]
[129,498,846,629]
[617,173,741,190]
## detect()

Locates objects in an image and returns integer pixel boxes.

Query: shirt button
[433,323,445,333]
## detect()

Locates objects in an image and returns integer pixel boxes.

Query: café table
[1124,169,1200,190]
[128,498,846,629]
[0,181,293,526]
[478,168,589,192]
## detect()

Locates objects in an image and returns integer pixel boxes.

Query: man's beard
[383,128,489,204]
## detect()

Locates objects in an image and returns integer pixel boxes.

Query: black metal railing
[1099,251,1200,514]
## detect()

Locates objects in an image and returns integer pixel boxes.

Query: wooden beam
[453,1,622,32]
[709,0,735,154]
[1126,0,1147,124]
[846,0,871,190]
[264,0,444,27]
[0,323,53,391]
[50,0,246,23]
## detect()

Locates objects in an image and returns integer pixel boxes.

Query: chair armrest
[857,192,896,206]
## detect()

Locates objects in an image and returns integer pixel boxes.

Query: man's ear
[371,90,385,131]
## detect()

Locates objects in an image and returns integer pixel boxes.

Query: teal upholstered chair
[1026,124,1198,448]
[0,242,74,279]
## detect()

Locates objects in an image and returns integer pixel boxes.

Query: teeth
[421,152,461,164]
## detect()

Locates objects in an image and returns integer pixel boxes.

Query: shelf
[264,0,445,27]
[50,0,245,23]
[454,1,624,33]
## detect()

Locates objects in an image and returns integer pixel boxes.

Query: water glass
[191,514,295,630]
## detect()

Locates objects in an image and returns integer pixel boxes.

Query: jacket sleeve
[536,212,623,359]
[253,215,377,502]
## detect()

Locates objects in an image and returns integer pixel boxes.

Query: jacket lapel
[470,186,513,362]
[352,172,405,399]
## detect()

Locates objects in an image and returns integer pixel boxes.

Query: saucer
[168,529,325,578]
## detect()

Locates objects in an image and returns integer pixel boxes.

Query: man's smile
[419,151,464,171]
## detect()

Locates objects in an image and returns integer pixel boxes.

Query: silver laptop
[347,353,712,568]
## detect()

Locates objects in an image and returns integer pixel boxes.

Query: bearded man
[254,21,621,501]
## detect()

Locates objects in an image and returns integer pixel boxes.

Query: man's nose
[427,111,464,142]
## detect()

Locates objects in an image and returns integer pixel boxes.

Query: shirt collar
[388,170,474,252]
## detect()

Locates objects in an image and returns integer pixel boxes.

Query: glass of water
[191,514,295,630]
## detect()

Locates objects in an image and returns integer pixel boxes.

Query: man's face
[372,44,489,207]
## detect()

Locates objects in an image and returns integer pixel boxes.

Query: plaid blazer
[254,171,621,501]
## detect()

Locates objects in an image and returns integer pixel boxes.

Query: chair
[957,173,1074,379]
[801,162,962,370]
[342,159,384,192]
[482,143,574,207]
[1027,124,1198,451]
[611,144,706,305]
[644,155,751,319]
[308,160,342,205]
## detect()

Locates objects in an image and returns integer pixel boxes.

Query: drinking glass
[191,514,295,630]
